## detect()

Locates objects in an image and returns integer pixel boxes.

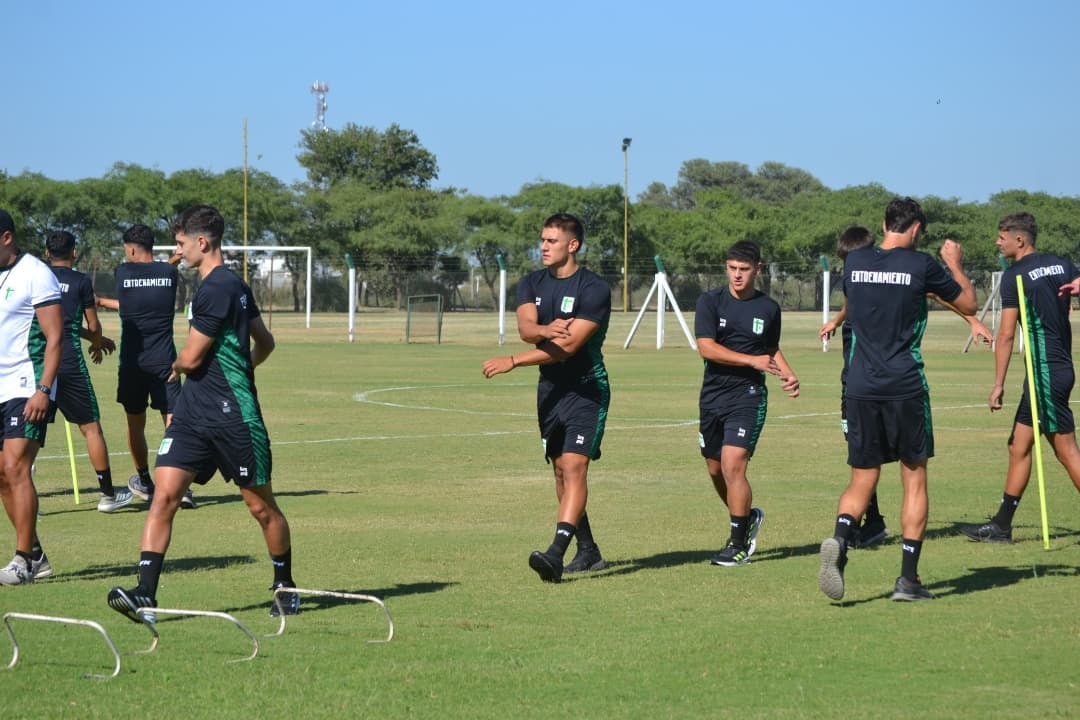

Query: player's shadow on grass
[45,554,258,583]
[596,541,826,578]
[224,580,457,615]
[832,563,1078,606]
[931,520,1080,544]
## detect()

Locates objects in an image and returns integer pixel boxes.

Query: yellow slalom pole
[1015,275,1050,549]
[64,420,80,505]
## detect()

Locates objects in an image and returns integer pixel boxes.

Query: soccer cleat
[818,537,848,600]
[0,557,33,586]
[564,545,608,573]
[180,491,197,510]
[747,507,765,557]
[31,553,53,580]
[107,586,157,624]
[269,582,301,617]
[851,517,889,549]
[710,541,750,567]
[959,520,1012,543]
[891,575,935,601]
[97,488,134,513]
[528,550,563,583]
[128,475,154,502]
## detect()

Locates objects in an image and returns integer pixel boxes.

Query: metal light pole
[622,137,632,312]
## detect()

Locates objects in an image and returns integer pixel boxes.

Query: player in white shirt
[0,209,63,585]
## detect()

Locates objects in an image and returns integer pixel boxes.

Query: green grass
[6,309,1079,719]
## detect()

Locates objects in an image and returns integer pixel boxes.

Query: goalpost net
[155,245,313,328]
[406,294,443,344]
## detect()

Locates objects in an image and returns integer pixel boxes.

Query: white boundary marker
[623,257,696,350]
[269,587,394,643]
[2,611,121,680]
[135,608,259,663]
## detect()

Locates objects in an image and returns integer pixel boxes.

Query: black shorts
[1012,365,1075,437]
[117,365,181,415]
[50,365,100,425]
[155,416,272,488]
[537,381,609,461]
[699,384,768,459]
[1,397,48,449]
[846,395,933,468]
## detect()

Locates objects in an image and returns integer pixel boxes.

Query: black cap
[0,209,14,235]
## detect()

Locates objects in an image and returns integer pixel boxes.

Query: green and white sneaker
[710,541,750,567]
[747,507,765,557]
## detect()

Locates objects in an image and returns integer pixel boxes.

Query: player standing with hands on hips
[482,213,611,583]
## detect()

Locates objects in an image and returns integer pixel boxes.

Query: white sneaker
[180,491,197,510]
[98,488,134,513]
[128,475,154,501]
[0,557,33,586]
[32,553,53,579]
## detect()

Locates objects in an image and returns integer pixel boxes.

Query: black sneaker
[710,540,750,567]
[817,537,848,600]
[107,586,157,624]
[851,517,889,549]
[528,550,563,583]
[891,575,935,601]
[269,582,300,616]
[564,545,608,573]
[959,520,1012,543]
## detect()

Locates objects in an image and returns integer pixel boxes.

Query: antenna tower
[310,81,329,131]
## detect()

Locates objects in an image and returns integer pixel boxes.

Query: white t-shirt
[0,253,62,402]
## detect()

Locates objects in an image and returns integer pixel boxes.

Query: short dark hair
[884,197,928,234]
[836,226,874,259]
[122,224,155,251]
[998,212,1038,245]
[726,240,761,265]
[46,230,77,258]
[543,213,585,249]
[172,205,225,248]
[0,209,14,236]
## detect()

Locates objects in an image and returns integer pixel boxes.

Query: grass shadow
[827,563,1078,607]
[41,554,258,583]
[224,580,457,615]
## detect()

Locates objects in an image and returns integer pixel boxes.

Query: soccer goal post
[406,294,443,344]
[154,245,312,328]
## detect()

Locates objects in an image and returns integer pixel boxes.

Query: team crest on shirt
[534,296,542,306]
[752,318,764,334]
[717,318,727,328]
[561,296,575,313]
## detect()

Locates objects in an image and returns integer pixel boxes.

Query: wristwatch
[37,384,51,395]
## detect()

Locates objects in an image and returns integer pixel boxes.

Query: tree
[449,194,518,309]
[297,123,438,190]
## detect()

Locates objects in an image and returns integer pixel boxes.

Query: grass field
[5,308,1079,719]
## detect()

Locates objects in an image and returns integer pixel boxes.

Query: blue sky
[5,1,1078,203]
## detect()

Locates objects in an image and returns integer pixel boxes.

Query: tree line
[3,122,1079,311]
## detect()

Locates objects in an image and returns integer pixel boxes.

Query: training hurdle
[134,608,260,662]
[270,587,394,643]
[2,612,121,680]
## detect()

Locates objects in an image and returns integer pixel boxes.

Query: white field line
[32,393,1023,462]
